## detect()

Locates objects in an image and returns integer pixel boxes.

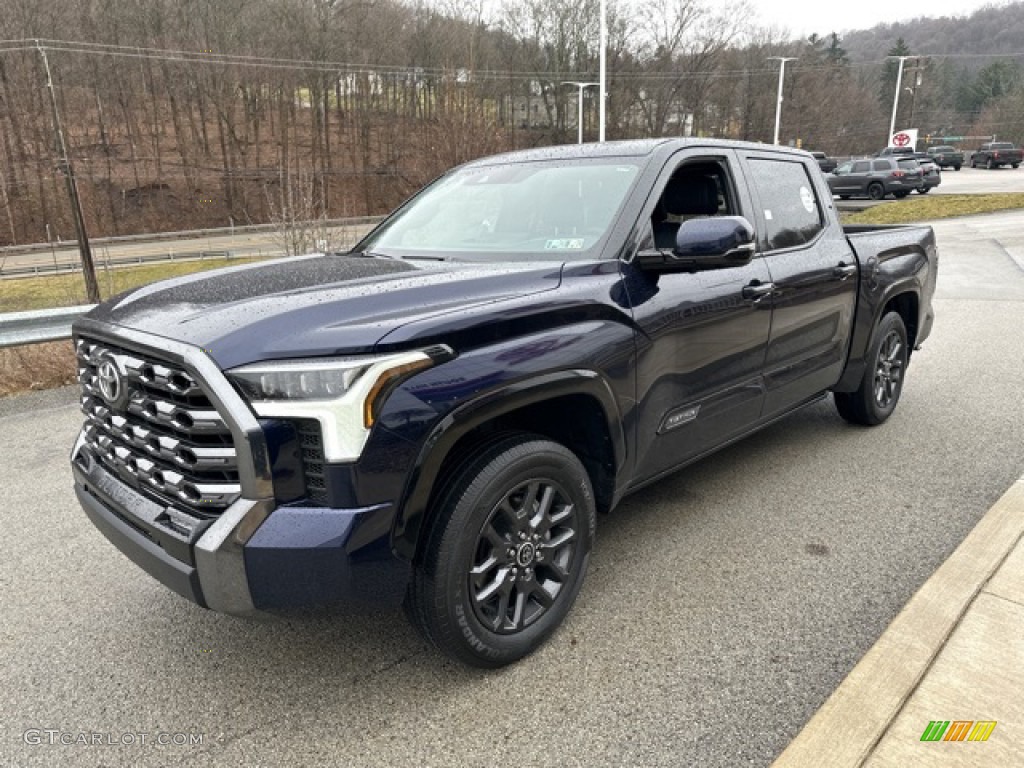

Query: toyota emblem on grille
[97,358,124,407]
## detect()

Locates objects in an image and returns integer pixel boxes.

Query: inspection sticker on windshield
[800,186,815,213]
[545,238,585,250]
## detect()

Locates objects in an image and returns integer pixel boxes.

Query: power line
[0,38,1022,83]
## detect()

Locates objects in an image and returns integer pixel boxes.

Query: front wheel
[407,434,596,667]
[834,312,909,426]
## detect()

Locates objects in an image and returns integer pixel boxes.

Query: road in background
[932,164,1024,194]
[0,220,379,278]
[1,211,1023,767]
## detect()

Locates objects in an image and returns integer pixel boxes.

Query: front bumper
[72,443,408,613]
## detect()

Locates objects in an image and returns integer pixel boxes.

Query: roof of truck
[461,138,810,168]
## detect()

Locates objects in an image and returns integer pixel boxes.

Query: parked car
[828,157,923,200]
[970,142,1022,169]
[901,155,941,194]
[926,145,963,170]
[70,138,938,667]
[876,146,919,158]
[809,151,837,173]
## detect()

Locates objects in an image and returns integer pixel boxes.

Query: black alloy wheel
[468,478,579,635]
[872,326,906,411]
[868,182,885,200]
[834,311,909,426]
[407,434,596,667]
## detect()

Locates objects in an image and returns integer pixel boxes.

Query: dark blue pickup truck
[71,139,937,667]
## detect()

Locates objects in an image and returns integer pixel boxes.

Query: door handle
[833,262,857,280]
[741,281,775,300]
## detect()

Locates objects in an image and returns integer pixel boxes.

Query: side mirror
[636,216,756,272]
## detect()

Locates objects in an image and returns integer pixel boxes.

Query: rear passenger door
[737,151,859,419]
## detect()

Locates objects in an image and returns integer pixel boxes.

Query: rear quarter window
[747,158,824,251]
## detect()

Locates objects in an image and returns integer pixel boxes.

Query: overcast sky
[752,0,1016,39]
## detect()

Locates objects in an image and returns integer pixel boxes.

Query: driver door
[622,149,773,485]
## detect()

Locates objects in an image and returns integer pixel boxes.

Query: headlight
[227,347,451,462]
[229,358,373,401]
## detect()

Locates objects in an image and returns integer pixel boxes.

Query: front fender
[389,368,628,562]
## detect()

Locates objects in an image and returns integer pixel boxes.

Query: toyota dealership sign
[888,129,919,149]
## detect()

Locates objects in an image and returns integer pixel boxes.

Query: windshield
[359,159,641,261]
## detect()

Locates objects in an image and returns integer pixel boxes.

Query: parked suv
[926,146,963,170]
[828,157,923,200]
[901,155,941,194]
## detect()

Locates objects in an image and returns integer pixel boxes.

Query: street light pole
[562,82,599,144]
[768,57,796,146]
[599,0,607,142]
[888,56,912,142]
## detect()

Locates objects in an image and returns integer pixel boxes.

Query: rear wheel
[867,183,885,200]
[987,157,995,170]
[834,312,909,426]
[893,190,909,199]
[954,165,961,171]
[917,186,930,194]
[407,434,596,667]
[1014,163,1020,169]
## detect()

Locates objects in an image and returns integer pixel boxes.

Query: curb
[772,473,1024,767]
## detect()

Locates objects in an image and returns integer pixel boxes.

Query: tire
[867,183,885,200]
[987,158,995,170]
[954,165,961,171]
[1014,164,1020,169]
[839,195,850,200]
[407,434,596,668]
[893,190,909,199]
[834,312,909,426]
[917,186,930,194]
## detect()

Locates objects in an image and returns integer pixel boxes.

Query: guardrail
[0,305,94,349]
[0,215,384,258]
[3,249,238,278]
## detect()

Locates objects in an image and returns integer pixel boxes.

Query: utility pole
[598,0,607,142]
[36,39,99,303]
[768,57,796,146]
[562,82,599,144]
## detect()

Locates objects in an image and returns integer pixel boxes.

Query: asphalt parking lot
[2,210,1024,768]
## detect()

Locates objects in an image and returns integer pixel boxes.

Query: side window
[836,162,852,174]
[851,161,870,173]
[872,160,891,172]
[747,158,824,251]
[650,159,734,250]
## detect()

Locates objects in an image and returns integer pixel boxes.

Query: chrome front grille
[76,337,241,515]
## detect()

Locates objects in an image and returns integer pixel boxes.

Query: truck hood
[85,253,563,369]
